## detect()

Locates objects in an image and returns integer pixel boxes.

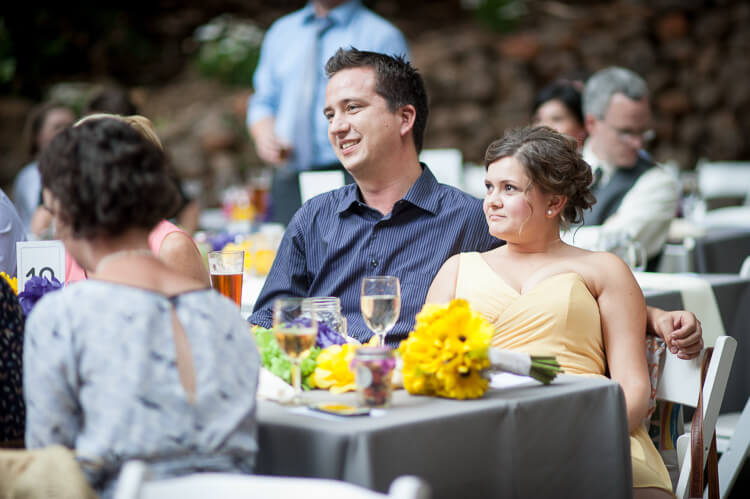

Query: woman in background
[24,118,259,498]
[532,79,587,151]
[13,101,76,232]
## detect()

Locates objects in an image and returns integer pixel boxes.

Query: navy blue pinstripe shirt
[249,166,502,345]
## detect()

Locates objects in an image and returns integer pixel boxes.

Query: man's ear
[584,114,597,137]
[399,104,416,138]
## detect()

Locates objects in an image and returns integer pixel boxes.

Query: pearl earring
[547,209,553,215]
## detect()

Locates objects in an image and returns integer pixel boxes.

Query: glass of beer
[208,250,244,306]
[273,297,318,405]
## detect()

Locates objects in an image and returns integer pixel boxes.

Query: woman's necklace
[94,248,156,274]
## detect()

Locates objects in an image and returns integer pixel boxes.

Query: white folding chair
[418,148,463,190]
[715,399,750,498]
[696,160,750,209]
[298,170,346,204]
[113,460,431,499]
[740,255,750,278]
[654,335,737,499]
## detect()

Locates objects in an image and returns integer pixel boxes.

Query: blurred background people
[0,188,25,277]
[247,0,409,225]
[82,84,138,116]
[563,66,679,270]
[24,117,259,498]
[61,113,209,285]
[12,101,76,233]
[82,85,201,235]
[532,79,586,151]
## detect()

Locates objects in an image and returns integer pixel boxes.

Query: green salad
[253,327,321,390]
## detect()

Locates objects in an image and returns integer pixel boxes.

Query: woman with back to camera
[23,118,259,498]
[58,113,210,286]
[426,126,673,497]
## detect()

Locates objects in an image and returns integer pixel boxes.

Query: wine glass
[625,240,647,272]
[360,276,401,347]
[597,231,647,272]
[273,297,317,405]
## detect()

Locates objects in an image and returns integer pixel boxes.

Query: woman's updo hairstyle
[484,126,596,227]
[38,117,182,238]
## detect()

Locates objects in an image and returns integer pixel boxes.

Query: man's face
[324,67,403,176]
[38,108,75,151]
[587,93,652,168]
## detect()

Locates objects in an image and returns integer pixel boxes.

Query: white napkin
[257,367,295,403]
[634,272,725,346]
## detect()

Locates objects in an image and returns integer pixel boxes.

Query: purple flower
[18,276,63,316]
[208,233,236,251]
[316,321,347,348]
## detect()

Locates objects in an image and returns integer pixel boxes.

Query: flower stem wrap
[489,349,563,385]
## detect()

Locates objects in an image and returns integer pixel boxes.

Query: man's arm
[249,116,289,165]
[601,166,680,258]
[561,166,679,259]
[646,306,703,359]
[246,26,289,165]
[248,219,310,328]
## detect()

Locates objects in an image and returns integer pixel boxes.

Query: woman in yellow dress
[426,126,673,497]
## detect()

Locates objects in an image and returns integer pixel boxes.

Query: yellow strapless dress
[455,252,672,492]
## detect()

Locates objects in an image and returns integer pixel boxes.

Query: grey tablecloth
[644,274,750,413]
[256,375,632,499]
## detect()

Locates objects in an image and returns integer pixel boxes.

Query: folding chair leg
[717,401,750,499]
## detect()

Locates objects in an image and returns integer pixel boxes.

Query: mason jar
[303,296,347,341]
[351,346,396,408]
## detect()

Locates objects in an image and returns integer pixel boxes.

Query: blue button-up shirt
[249,166,502,345]
[247,0,409,170]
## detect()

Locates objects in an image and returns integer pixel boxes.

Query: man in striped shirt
[249,48,702,356]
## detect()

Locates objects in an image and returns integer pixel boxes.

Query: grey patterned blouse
[23,280,260,498]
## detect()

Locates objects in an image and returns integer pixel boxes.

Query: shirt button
[370,259,378,268]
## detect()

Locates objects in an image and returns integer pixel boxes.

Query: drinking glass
[625,240,647,272]
[597,232,647,272]
[208,250,244,306]
[273,297,318,405]
[360,276,401,347]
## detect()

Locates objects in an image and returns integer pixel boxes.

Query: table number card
[16,240,66,292]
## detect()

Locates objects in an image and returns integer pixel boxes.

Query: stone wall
[412,0,750,169]
[1,0,748,203]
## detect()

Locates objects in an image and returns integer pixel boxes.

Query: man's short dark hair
[325,47,428,153]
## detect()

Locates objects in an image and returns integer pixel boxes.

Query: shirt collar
[335,164,441,216]
[582,139,615,182]
[302,0,360,25]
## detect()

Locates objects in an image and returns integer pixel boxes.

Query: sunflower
[0,272,17,294]
[312,343,358,393]
[399,299,493,400]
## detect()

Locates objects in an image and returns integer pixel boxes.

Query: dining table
[255,374,632,499]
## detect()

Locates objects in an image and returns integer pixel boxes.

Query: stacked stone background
[1,0,748,206]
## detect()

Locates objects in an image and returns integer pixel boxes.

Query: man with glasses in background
[564,66,679,270]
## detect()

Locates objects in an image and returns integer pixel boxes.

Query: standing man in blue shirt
[247,0,409,225]
[248,48,702,356]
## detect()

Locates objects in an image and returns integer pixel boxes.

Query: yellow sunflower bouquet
[398,299,562,400]
[398,299,493,399]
